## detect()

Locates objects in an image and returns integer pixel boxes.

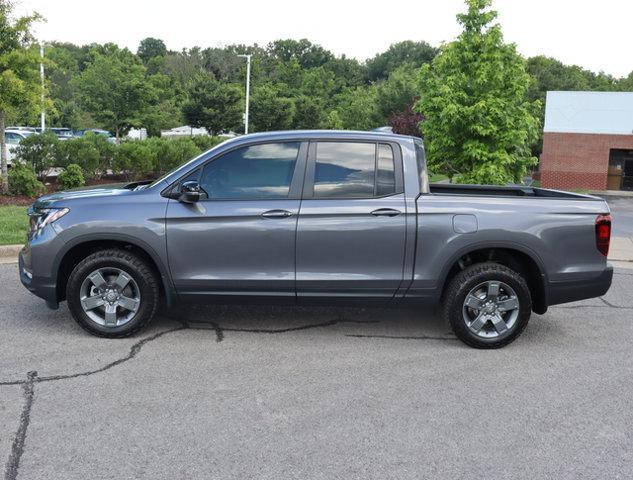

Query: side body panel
[165,199,300,298]
[21,187,172,303]
[295,139,416,302]
[407,194,611,303]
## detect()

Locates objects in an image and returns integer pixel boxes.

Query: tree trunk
[0,110,8,194]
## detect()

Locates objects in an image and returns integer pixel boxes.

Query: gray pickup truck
[19,130,613,348]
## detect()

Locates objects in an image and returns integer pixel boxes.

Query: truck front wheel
[66,249,160,338]
[442,262,532,349]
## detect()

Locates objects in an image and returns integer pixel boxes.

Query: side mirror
[179,181,202,203]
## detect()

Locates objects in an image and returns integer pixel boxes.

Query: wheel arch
[438,242,548,314]
[53,234,176,306]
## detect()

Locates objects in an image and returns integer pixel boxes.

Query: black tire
[66,249,159,338]
[442,262,532,349]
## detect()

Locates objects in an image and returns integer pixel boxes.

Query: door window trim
[302,140,404,200]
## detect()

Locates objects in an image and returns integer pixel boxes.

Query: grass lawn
[429,174,449,183]
[0,205,29,246]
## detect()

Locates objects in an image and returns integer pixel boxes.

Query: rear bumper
[547,264,614,307]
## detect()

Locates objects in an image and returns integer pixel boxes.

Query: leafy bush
[146,137,201,175]
[8,164,46,197]
[11,133,223,187]
[14,132,59,180]
[112,142,155,180]
[57,163,85,190]
[55,133,114,180]
[190,135,224,152]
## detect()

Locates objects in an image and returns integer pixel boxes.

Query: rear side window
[313,142,396,198]
[376,144,396,196]
[199,142,300,200]
[414,140,428,192]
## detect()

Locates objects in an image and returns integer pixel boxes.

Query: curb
[0,245,22,257]
[590,190,633,199]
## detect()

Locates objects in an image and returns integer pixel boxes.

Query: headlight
[30,208,70,233]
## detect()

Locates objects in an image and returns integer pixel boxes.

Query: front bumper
[547,264,614,307]
[19,247,58,309]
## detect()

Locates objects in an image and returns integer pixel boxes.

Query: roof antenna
[372,126,393,133]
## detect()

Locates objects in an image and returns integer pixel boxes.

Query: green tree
[15,131,58,179]
[375,66,420,123]
[0,0,45,192]
[417,0,540,184]
[619,71,633,91]
[366,41,437,81]
[293,95,325,129]
[74,44,157,139]
[181,72,243,134]
[334,85,380,131]
[141,73,181,137]
[137,37,167,64]
[266,39,333,69]
[250,84,295,132]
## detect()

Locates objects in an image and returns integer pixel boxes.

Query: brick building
[540,91,633,191]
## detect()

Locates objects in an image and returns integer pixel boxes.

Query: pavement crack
[172,317,224,342]
[0,317,377,386]
[552,299,633,310]
[599,297,632,309]
[4,371,37,480]
[346,334,458,341]
[0,327,187,386]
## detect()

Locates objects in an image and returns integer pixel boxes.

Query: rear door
[296,140,407,302]
[166,141,307,300]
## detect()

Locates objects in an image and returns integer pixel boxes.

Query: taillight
[595,214,612,256]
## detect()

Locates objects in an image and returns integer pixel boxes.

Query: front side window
[199,142,300,200]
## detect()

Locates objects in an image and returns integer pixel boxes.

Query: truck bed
[429,183,595,199]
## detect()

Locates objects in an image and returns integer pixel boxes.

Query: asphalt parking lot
[606,196,633,237]
[1,263,633,480]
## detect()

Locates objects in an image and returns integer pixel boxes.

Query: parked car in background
[76,129,116,143]
[50,128,74,141]
[4,129,37,165]
[19,130,613,348]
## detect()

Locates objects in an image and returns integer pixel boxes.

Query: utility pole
[40,43,45,131]
[237,54,251,134]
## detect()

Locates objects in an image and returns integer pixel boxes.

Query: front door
[296,141,407,302]
[623,158,633,191]
[166,141,307,300]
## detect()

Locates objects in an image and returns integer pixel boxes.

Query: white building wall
[544,91,633,135]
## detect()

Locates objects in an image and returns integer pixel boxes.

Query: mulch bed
[1,175,131,207]
[0,195,34,206]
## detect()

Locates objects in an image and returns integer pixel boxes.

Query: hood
[32,181,151,209]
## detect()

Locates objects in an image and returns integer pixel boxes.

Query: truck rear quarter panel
[409,194,610,299]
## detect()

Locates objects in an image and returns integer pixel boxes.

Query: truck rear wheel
[66,249,159,338]
[442,262,532,349]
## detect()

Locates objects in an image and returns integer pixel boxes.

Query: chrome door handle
[370,208,402,217]
[261,209,293,219]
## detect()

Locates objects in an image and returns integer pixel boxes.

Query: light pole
[40,43,45,131]
[237,54,251,134]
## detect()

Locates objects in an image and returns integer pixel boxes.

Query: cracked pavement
[1,263,633,479]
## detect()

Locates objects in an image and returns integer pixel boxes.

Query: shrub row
[12,133,226,194]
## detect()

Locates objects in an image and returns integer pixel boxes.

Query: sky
[14,0,633,78]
